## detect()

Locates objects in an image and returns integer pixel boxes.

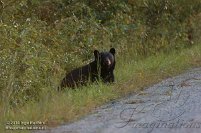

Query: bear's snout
[105,58,111,66]
[103,58,112,69]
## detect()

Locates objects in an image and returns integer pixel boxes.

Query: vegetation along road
[36,68,201,133]
[1,1,201,133]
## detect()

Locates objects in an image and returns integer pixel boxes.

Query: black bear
[59,48,116,89]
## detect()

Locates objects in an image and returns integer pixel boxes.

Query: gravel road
[37,68,201,133]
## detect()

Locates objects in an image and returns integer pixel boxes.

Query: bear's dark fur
[59,48,116,89]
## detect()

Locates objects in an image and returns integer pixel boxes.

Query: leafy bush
[0,0,200,107]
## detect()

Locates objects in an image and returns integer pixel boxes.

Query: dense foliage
[0,0,201,107]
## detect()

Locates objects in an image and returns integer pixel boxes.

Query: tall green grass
[0,0,201,107]
[1,43,201,133]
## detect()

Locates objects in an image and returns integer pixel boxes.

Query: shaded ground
[37,68,201,133]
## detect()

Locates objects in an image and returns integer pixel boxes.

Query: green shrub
[0,0,200,107]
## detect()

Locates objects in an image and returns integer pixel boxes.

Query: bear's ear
[109,48,115,55]
[94,50,100,60]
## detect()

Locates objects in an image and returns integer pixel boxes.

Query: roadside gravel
[36,68,201,133]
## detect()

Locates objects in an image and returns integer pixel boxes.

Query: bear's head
[94,48,115,72]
